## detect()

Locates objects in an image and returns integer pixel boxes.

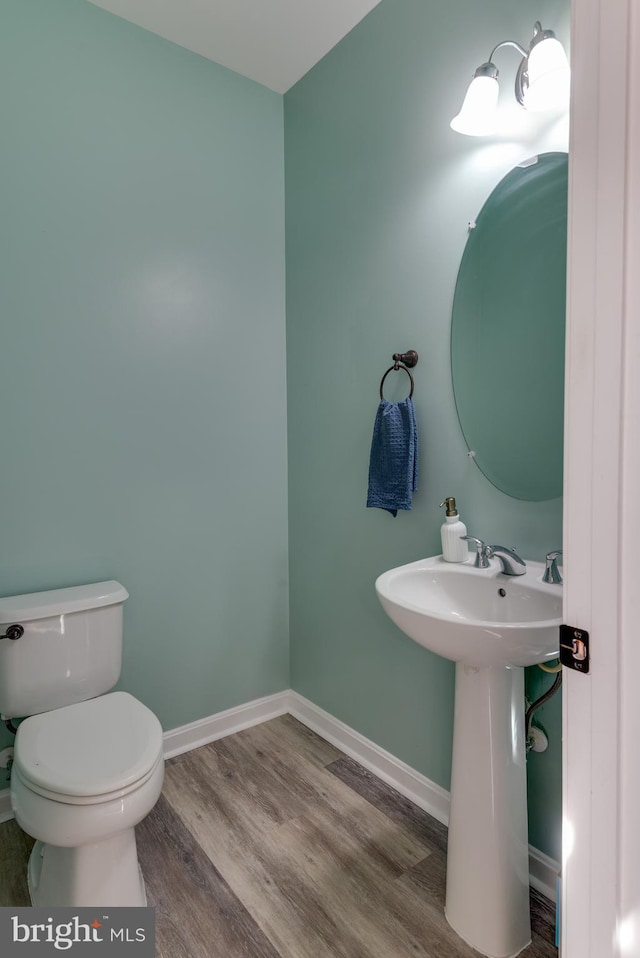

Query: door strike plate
[559,625,590,673]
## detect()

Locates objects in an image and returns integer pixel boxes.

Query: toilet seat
[15,691,164,805]
[13,754,164,806]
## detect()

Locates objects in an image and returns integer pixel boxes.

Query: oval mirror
[451,152,568,501]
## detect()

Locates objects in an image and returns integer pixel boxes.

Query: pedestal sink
[375,555,562,958]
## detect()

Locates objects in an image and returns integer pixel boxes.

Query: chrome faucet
[542,550,563,584]
[462,535,491,568]
[461,536,526,576]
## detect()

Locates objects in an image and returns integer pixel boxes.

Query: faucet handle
[543,550,563,584]
[460,535,490,568]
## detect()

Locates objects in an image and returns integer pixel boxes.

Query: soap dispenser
[439,497,469,562]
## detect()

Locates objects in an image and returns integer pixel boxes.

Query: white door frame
[563,0,640,955]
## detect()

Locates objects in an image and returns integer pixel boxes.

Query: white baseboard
[288,691,559,902]
[162,689,291,759]
[528,844,561,902]
[287,691,451,825]
[0,688,560,902]
[0,690,292,822]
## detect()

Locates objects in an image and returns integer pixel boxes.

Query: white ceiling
[88,0,382,93]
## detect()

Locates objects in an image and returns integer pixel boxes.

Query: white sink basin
[376,553,563,956]
[375,554,561,667]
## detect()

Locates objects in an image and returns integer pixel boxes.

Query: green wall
[0,0,567,863]
[285,0,568,859]
[0,1,288,742]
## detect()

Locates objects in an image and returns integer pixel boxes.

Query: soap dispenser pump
[439,497,469,562]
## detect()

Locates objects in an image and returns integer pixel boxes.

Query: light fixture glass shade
[523,37,570,112]
[450,75,499,136]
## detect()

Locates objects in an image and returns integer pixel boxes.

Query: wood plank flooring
[0,714,557,958]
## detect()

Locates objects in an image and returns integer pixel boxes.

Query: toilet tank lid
[0,581,129,623]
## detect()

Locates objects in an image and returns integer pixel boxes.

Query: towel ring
[379,351,418,400]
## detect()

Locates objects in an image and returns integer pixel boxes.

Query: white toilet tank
[0,581,129,718]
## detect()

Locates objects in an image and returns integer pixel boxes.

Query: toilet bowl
[10,690,164,906]
[0,580,164,906]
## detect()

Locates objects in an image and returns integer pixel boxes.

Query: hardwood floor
[0,715,557,958]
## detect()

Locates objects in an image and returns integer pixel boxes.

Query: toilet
[0,581,164,907]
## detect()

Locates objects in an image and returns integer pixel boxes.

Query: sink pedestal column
[445,663,531,958]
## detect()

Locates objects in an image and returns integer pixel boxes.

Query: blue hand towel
[367,397,418,516]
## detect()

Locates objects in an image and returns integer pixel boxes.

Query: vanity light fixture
[450,21,570,136]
